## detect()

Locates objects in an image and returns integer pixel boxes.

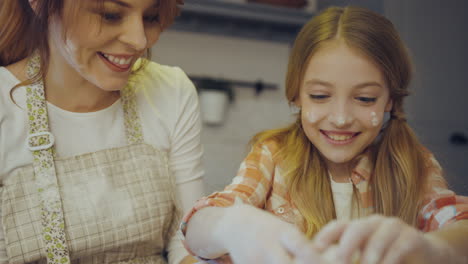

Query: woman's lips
[98,52,133,73]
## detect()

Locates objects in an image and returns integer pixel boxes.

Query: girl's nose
[328,102,354,127]
[327,114,354,127]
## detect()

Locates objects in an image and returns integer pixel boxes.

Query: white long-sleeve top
[0,61,205,264]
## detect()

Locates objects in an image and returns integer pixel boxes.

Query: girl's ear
[293,96,302,108]
[385,99,393,112]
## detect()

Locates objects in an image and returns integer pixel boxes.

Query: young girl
[182,6,468,264]
[0,0,204,263]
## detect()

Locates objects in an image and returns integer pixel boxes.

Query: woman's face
[296,40,393,167]
[49,0,162,91]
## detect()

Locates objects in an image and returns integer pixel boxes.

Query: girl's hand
[312,215,452,264]
[216,204,323,264]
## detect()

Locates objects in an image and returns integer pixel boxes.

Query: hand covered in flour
[312,215,453,264]
[217,204,323,264]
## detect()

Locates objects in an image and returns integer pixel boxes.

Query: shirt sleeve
[169,67,204,185]
[179,140,279,261]
[417,154,468,232]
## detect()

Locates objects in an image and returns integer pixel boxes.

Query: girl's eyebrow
[304,79,384,90]
[304,79,333,88]
[353,81,383,89]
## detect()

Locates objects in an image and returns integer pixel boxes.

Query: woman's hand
[312,215,454,264]
[216,204,323,264]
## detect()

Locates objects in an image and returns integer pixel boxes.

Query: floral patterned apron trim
[121,76,143,144]
[26,53,72,264]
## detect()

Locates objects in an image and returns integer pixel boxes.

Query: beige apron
[1,54,181,264]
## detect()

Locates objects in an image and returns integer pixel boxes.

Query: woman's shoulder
[136,60,193,88]
[0,61,27,112]
[2,58,28,82]
[132,60,196,103]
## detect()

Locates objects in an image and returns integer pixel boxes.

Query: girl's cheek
[306,111,318,123]
[371,111,379,127]
[303,108,328,124]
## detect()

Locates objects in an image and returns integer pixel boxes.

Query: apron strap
[121,77,144,144]
[26,53,71,264]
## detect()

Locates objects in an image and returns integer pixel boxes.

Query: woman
[0,0,203,263]
[182,6,468,264]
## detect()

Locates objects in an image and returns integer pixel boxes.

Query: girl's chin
[322,154,356,166]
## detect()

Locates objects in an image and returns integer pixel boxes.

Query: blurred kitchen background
[152,0,468,195]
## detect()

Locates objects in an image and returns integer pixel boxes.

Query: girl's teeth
[328,134,353,141]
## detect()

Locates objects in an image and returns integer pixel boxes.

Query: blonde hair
[0,0,183,87]
[252,6,432,238]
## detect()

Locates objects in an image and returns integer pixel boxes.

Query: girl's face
[49,0,161,91]
[296,40,392,167]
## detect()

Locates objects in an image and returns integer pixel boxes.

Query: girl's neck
[327,161,352,183]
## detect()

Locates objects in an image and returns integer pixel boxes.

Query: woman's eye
[101,12,122,22]
[356,97,377,103]
[144,14,160,23]
[309,94,329,100]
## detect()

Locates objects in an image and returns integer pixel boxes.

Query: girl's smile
[320,130,361,146]
[296,40,392,167]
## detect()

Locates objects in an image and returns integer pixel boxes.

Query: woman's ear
[29,0,38,13]
[385,99,393,112]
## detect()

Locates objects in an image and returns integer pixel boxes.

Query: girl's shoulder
[251,137,284,164]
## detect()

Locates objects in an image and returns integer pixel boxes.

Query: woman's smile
[97,52,134,72]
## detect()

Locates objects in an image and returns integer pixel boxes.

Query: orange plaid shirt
[181,140,468,262]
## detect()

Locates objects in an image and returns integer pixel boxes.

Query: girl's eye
[144,14,160,23]
[356,97,377,103]
[101,12,122,22]
[309,94,330,100]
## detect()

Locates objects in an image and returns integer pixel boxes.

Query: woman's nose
[118,17,148,51]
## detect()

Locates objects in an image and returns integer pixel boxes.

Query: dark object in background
[247,0,307,8]
[450,132,468,146]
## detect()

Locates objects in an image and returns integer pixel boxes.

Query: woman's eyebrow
[106,0,132,8]
[104,0,159,9]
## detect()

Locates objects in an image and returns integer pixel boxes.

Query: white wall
[152,31,294,193]
[385,0,468,194]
